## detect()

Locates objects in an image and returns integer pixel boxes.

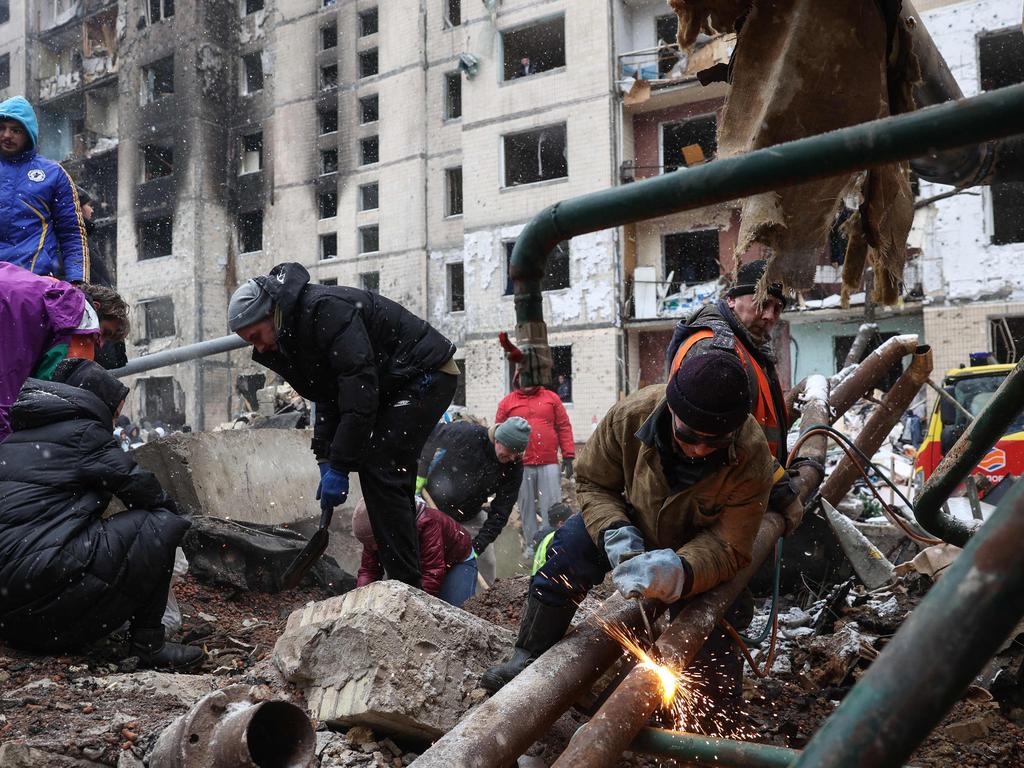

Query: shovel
[281,505,333,590]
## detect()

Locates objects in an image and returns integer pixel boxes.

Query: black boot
[130,627,205,672]
[480,596,577,693]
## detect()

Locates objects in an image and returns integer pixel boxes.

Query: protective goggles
[672,420,735,449]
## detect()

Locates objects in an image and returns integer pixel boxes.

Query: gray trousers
[517,463,563,551]
[461,511,496,585]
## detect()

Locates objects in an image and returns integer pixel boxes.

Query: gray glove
[611,549,692,604]
[602,525,646,569]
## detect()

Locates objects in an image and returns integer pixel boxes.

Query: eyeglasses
[672,420,735,449]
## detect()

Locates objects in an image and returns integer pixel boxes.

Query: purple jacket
[0,263,88,440]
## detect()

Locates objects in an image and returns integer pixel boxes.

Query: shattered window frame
[359,94,379,124]
[141,56,174,104]
[445,166,463,217]
[241,52,264,95]
[319,189,338,219]
[990,315,1024,364]
[141,144,174,181]
[358,8,379,37]
[447,262,465,312]
[359,224,380,254]
[444,71,462,120]
[358,48,379,79]
[138,216,174,260]
[239,131,263,175]
[359,182,379,211]
[321,23,338,51]
[320,232,338,261]
[443,0,461,29]
[660,113,717,173]
[147,0,175,24]
[237,209,264,253]
[139,296,176,341]
[501,123,568,188]
[320,62,339,91]
[500,15,566,82]
[360,271,380,293]
[320,148,338,175]
[662,229,720,295]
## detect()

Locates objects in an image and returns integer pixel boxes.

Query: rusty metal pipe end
[213,700,316,768]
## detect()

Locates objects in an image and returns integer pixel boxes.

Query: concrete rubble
[273,580,515,739]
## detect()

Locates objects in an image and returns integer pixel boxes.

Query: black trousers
[360,370,457,588]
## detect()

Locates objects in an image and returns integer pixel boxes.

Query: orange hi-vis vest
[670,329,785,458]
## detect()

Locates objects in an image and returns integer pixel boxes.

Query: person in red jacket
[352,497,478,607]
[496,383,576,557]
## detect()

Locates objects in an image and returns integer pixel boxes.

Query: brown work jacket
[577,385,774,597]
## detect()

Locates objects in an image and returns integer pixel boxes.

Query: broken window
[503,124,567,187]
[148,0,174,23]
[321,23,337,50]
[663,230,719,294]
[654,14,681,77]
[139,296,176,340]
[319,189,337,218]
[320,278,338,286]
[320,148,338,174]
[991,316,1024,363]
[444,71,461,119]
[141,376,184,427]
[321,63,338,90]
[242,52,264,94]
[237,210,263,253]
[359,8,378,36]
[360,271,380,293]
[0,54,9,90]
[141,145,173,181]
[445,167,463,217]
[235,373,265,411]
[142,56,174,104]
[549,345,572,402]
[243,0,263,15]
[239,132,263,175]
[319,107,338,134]
[453,358,467,406]
[359,182,379,210]
[504,239,569,294]
[360,136,379,165]
[662,114,717,172]
[448,262,465,312]
[444,0,460,28]
[502,16,565,81]
[359,49,379,78]
[360,94,379,123]
[320,232,338,260]
[0,2,8,25]
[979,28,1024,245]
[359,225,379,254]
[138,216,173,260]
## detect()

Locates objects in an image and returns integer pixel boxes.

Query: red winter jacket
[495,388,576,466]
[356,502,473,596]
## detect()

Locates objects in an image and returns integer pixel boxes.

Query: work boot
[130,627,205,672]
[479,596,577,693]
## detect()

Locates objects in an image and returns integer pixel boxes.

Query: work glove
[612,549,692,604]
[415,475,428,494]
[316,467,350,512]
[316,462,329,499]
[602,525,646,569]
[780,497,805,536]
[562,457,574,479]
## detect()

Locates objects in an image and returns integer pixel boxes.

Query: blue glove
[316,467,349,512]
[602,525,646,569]
[316,462,329,499]
[611,549,692,604]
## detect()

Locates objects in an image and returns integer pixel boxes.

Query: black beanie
[726,259,787,308]
[52,359,130,419]
[666,351,752,435]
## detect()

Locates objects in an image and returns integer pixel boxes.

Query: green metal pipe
[913,357,1024,546]
[628,728,797,768]
[794,482,1024,768]
[510,83,1024,383]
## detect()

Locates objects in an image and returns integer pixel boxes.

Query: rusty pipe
[821,345,932,506]
[552,393,830,768]
[784,377,806,426]
[149,686,316,768]
[412,596,658,768]
[829,334,919,420]
[844,323,879,368]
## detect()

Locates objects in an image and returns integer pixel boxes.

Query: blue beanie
[0,96,39,149]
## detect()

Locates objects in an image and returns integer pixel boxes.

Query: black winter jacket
[0,380,188,651]
[417,421,523,554]
[253,263,456,471]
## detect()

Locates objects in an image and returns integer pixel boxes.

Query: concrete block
[273,581,515,739]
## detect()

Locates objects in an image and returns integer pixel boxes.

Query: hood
[11,380,114,433]
[0,95,39,150]
[263,262,312,318]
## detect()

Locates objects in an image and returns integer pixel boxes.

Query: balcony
[618,34,735,102]
[631,267,721,320]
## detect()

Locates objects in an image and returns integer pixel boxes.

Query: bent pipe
[828,334,919,420]
[110,334,249,379]
[628,728,799,768]
[510,84,1024,385]
[794,482,1024,768]
[914,356,1024,547]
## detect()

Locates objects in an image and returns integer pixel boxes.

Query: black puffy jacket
[253,262,456,471]
[0,380,189,651]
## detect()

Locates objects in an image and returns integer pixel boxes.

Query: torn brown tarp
[670,0,917,302]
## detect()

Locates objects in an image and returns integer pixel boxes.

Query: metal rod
[828,335,920,420]
[821,346,933,505]
[794,482,1024,768]
[914,357,1024,546]
[844,323,879,368]
[628,728,798,768]
[411,596,657,767]
[110,334,250,378]
[924,377,974,423]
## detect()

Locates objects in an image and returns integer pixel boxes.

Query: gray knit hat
[228,278,273,332]
[495,416,531,452]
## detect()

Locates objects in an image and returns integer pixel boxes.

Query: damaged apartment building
[0,0,1021,429]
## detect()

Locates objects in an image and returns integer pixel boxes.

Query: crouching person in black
[0,360,203,670]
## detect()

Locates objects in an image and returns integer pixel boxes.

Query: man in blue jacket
[0,95,89,283]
